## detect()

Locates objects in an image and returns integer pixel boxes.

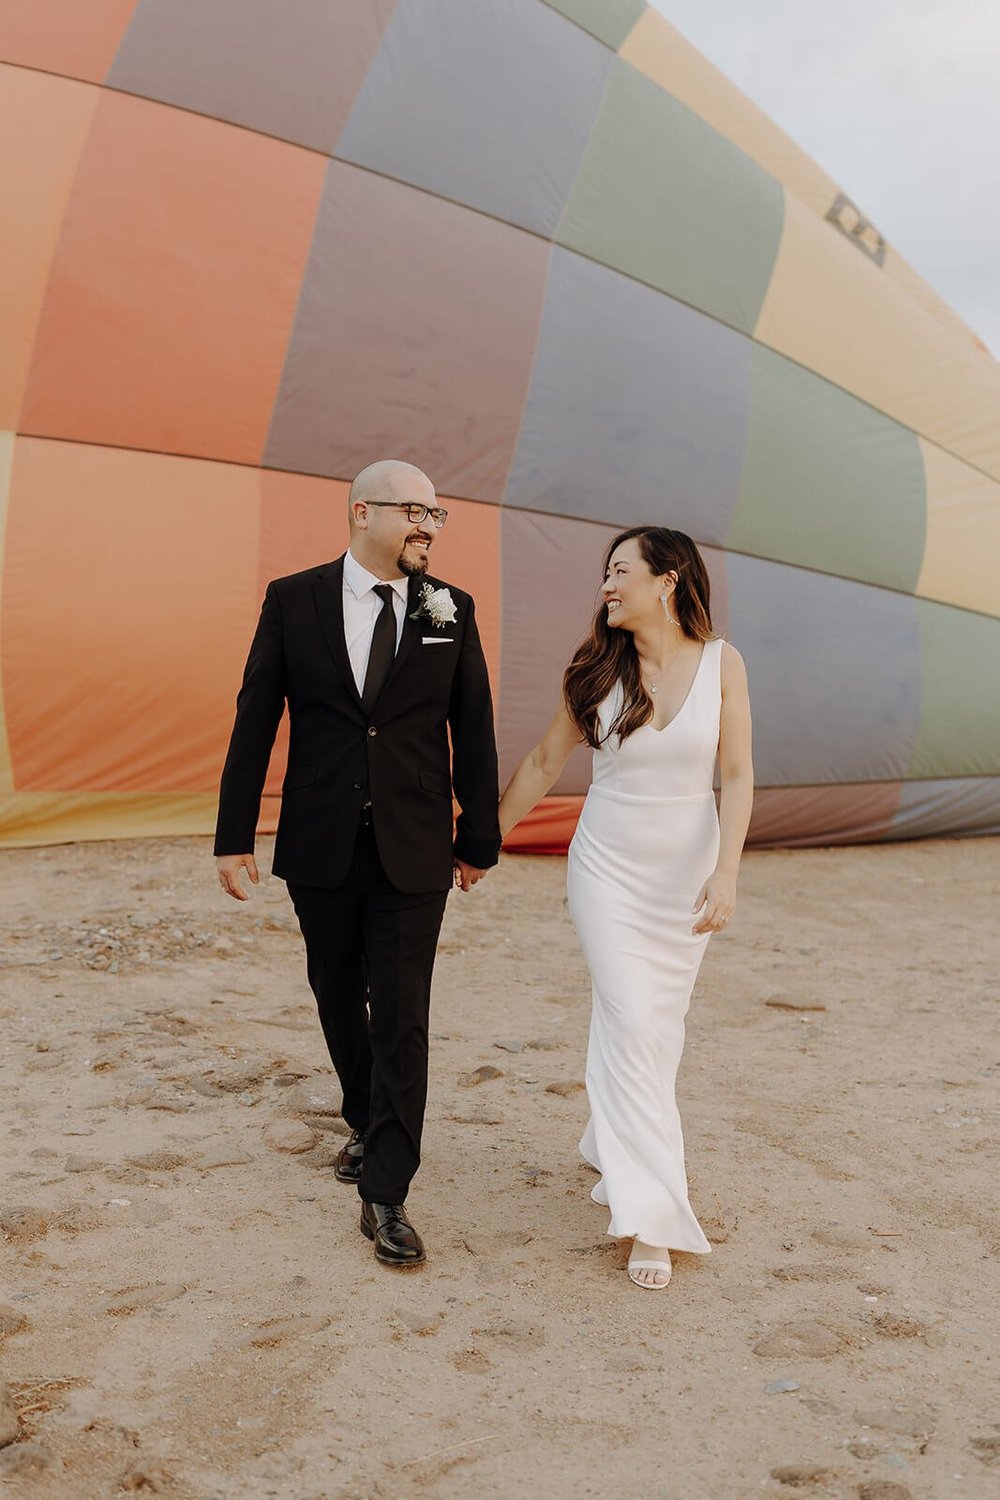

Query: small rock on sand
[494,1039,523,1053]
[545,1080,585,1097]
[765,997,827,1012]
[753,1321,843,1358]
[264,1120,317,1154]
[458,1065,503,1088]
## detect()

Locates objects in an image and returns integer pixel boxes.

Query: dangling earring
[659,592,679,626]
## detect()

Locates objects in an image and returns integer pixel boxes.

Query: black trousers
[286,816,449,1205]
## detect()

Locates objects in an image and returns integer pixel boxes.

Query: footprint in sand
[0,1444,54,1478]
[102,1283,188,1316]
[0,1206,51,1244]
[753,1320,844,1358]
[852,1405,936,1440]
[452,1349,491,1374]
[473,1318,547,1351]
[126,1149,189,1172]
[812,1225,872,1251]
[770,1464,835,1487]
[867,1309,929,1340]
[231,1315,331,1350]
[772,1262,853,1283]
[0,1306,29,1344]
[969,1434,1000,1466]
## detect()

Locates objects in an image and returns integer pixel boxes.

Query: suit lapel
[311,556,364,714]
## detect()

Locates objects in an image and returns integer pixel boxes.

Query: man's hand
[453,859,488,893]
[216,853,260,901]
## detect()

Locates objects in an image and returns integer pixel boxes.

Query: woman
[498,527,753,1289]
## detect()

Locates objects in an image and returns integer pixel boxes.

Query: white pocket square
[422,636,454,644]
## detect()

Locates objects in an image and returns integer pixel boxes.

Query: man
[214,460,500,1268]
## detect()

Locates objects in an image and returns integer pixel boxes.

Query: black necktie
[361,584,397,715]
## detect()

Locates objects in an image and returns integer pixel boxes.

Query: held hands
[453,859,488,893]
[216,854,259,901]
[692,867,737,935]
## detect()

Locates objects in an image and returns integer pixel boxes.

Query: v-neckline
[647,643,708,734]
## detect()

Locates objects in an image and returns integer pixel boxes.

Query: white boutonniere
[410,581,458,628]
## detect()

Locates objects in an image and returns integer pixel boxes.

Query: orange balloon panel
[3,439,261,792]
[0,0,138,85]
[20,90,326,465]
[0,66,98,428]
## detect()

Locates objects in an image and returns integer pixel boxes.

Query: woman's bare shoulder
[719,639,747,684]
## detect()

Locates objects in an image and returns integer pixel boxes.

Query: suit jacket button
[367,726,377,737]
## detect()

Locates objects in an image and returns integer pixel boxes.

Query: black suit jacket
[214,556,501,892]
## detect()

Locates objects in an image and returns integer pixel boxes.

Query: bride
[499,526,753,1289]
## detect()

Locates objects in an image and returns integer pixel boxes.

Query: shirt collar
[344,549,410,604]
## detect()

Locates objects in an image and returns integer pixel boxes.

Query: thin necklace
[641,644,681,695]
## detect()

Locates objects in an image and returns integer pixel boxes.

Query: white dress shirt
[342,549,409,696]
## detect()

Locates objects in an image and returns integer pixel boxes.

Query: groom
[214,460,500,1268]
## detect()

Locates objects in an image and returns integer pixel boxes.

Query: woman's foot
[627,1240,672,1289]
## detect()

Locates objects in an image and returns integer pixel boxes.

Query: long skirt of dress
[567,784,718,1253]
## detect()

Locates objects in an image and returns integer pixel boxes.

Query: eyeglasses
[364,501,449,528]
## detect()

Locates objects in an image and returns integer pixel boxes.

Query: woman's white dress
[567,637,724,1253]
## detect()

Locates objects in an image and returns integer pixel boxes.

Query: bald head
[347,459,439,580]
[349,460,434,516]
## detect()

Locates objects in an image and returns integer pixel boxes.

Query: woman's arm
[498,699,583,840]
[693,642,754,934]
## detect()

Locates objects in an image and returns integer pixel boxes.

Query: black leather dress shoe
[334,1130,366,1184]
[359,1201,426,1267]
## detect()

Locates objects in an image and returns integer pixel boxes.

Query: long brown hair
[564,527,715,749]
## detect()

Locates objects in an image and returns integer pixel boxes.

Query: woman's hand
[692,867,737,935]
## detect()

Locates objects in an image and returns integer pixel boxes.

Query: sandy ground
[0,833,997,1500]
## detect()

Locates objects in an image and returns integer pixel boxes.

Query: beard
[397,540,430,576]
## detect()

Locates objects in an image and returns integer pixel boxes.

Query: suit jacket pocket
[419,768,452,798]
[283,764,318,791]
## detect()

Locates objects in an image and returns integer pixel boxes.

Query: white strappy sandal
[627,1245,672,1290]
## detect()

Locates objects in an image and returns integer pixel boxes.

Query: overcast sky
[653,0,1000,356]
